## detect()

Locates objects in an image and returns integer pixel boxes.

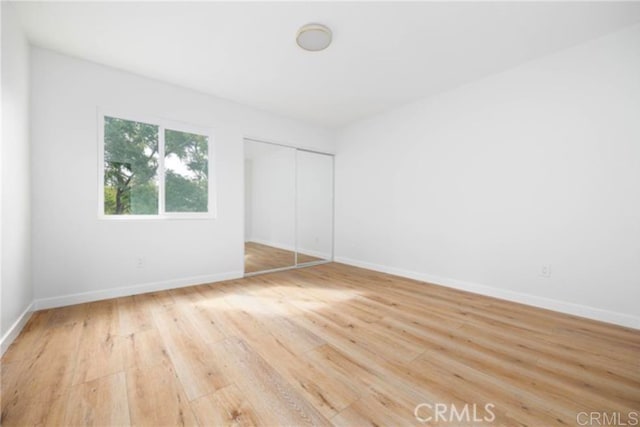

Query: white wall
[1,3,33,342]
[245,143,296,250]
[335,24,640,328]
[30,48,334,306]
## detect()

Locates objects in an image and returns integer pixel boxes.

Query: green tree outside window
[103,116,209,215]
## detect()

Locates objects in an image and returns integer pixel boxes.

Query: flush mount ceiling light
[296,23,332,51]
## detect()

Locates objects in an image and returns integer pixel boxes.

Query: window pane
[104,116,159,215]
[164,129,209,213]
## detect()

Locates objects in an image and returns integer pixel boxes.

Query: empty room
[1,1,639,426]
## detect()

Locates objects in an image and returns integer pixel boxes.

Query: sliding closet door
[296,150,334,265]
[244,140,296,273]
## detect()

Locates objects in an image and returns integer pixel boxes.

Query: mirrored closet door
[296,150,333,265]
[244,139,333,275]
[244,140,296,274]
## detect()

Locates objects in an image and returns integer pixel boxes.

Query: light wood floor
[2,263,639,426]
[244,241,322,273]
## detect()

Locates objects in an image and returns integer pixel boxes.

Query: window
[99,113,214,218]
[164,129,209,213]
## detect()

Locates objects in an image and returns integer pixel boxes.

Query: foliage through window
[102,115,212,217]
[164,129,209,213]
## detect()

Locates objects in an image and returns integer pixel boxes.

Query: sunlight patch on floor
[196,285,361,316]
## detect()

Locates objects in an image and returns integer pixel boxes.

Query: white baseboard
[246,238,295,252]
[335,256,640,330]
[247,238,331,260]
[298,247,332,261]
[33,271,244,310]
[1,302,34,356]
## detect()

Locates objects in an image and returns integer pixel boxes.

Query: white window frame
[97,109,216,220]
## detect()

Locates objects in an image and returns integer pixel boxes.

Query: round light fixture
[296,23,332,51]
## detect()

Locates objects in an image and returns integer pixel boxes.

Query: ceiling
[12,2,640,128]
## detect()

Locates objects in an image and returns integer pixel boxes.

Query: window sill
[98,214,216,221]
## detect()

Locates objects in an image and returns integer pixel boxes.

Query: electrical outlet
[539,264,551,278]
[136,257,144,269]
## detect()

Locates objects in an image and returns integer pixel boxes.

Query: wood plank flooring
[1,263,639,426]
[244,242,322,273]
